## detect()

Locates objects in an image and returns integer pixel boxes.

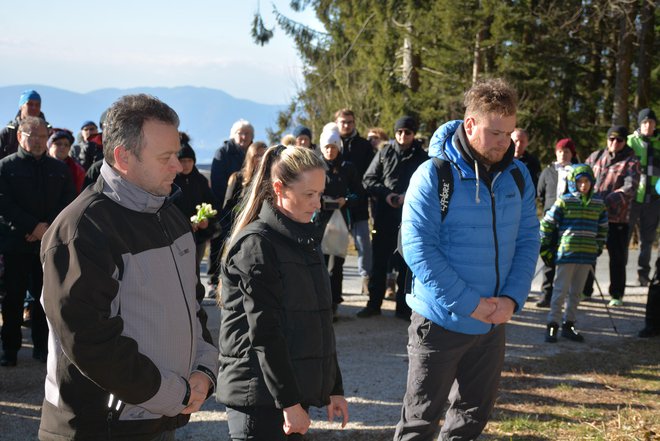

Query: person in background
[540,164,608,343]
[512,128,541,190]
[584,126,641,306]
[281,134,296,147]
[293,125,313,149]
[218,145,348,440]
[70,121,99,163]
[317,124,365,320]
[0,116,75,367]
[208,119,254,295]
[638,178,660,338]
[223,141,268,229]
[359,115,428,320]
[47,129,86,194]
[173,132,221,273]
[627,108,660,287]
[535,138,576,308]
[335,109,375,294]
[0,90,51,159]
[395,78,538,440]
[39,94,218,440]
[367,127,388,151]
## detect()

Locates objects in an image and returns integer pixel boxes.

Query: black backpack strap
[509,163,526,199]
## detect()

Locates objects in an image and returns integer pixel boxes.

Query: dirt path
[0,252,652,440]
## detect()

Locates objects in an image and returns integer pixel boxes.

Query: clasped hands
[470,296,515,324]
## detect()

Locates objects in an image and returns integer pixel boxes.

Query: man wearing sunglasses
[584,126,641,306]
[359,116,428,319]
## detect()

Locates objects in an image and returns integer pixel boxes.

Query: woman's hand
[326,395,349,428]
[282,404,310,435]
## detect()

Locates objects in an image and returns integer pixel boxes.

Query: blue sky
[0,1,320,104]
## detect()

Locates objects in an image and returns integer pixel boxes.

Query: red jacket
[64,156,85,193]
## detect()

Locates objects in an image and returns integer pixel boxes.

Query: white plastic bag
[321,209,349,258]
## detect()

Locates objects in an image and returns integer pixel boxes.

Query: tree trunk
[611,0,638,126]
[635,0,656,111]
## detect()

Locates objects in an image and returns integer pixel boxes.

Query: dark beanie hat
[292,125,312,139]
[394,115,418,133]
[638,108,657,125]
[47,129,75,148]
[607,125,629,139]
[178,132,196,162]
[81,120,97,130]
[555,138,576,156]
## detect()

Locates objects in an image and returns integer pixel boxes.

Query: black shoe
[32,348,48,363]
[638,327,660,338]
[561,321,584,342]
[545,322,558,343]
[639,274,650,287]
[536,298,551,308]
[1,352,17,367]
[356,307,381,318]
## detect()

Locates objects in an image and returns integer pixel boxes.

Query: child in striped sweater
[539,164,608,342]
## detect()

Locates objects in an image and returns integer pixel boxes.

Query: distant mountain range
[0,85,287,164]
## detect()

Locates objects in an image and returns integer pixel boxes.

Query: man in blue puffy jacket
[394,78,540,440]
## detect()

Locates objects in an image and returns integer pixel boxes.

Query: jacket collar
[16,145,46,162]
[99,161,178,213]
[258,202,321,247]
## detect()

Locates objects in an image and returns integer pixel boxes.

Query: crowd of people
[0,82,658,440]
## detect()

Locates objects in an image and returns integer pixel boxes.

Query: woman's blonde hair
[241,141,268,187]
[225,144,325,256]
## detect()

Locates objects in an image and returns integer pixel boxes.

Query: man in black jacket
[335,109,375,292]
[0,116,75,366]
[0,90,51,159]
[358,116,428,319]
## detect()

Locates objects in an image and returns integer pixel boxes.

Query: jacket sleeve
[539,200,562,249]
[41,222,189,417]
[228,234,302,409]
[345,163,365,209]
[615,156,641,201]
[191,279,219,394]
[499,165,541,311]
[0,163,39,235]
[362,150,390,201]
[537,168,547,206]
[401,161,482,318]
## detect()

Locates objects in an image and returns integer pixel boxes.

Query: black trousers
[324,254,345,305]
[540,261,556,302]
[1,252,47,354]
[645,258,660,331]
[394,314,505,440]
[226,406,305,441]
[583,223,628,299]
[367,224,409,316]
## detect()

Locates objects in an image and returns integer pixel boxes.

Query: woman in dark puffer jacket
[217,145,349,440]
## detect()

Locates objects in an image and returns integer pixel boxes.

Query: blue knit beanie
[293,125,312,139]
[18,90,41,107]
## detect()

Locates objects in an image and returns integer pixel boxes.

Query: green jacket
[628,130,660,203]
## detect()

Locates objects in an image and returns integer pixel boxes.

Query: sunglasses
[396,129,413,136]
[608,137,624,143]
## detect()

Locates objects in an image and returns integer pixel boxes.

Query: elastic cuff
[181,377,191,406]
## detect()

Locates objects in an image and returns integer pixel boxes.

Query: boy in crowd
[540,164,608,342]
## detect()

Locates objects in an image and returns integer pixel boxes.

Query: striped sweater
[540,191,608,265]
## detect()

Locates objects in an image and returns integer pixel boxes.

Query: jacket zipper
[156,211,194,369]
[489,173,502,298]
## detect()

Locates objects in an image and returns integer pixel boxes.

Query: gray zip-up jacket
[39,162,218,441]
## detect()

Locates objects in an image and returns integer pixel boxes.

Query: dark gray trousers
[394,313,505,441]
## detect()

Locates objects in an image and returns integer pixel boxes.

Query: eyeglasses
[20,131,47,142]
[608,137,624,143]
[396,129,413,136]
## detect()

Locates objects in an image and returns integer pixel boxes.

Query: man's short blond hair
[464,78,517,121]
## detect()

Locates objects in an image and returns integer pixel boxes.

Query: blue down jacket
[401,120,540,335]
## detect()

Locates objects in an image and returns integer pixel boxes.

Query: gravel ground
[0,251,652,440]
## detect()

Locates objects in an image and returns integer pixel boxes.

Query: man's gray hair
[103,94,179,165]
[18,116,47,134]
[230,119,254,138]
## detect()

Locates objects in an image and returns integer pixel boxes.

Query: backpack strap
[509,163,526,199]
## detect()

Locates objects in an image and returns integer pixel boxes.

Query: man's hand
[485,297,516,325]
[326,395,349,428]
[283,404,310,435]
[386,193,402,208]
[181,372,212,414]
[470,298,497,323]
[31,222,49,240]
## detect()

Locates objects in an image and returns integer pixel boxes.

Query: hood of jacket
[567,163,595,201]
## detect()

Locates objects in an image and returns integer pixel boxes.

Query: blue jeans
[351,219,372,277]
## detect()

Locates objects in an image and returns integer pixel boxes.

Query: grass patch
[484,339,660,440]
